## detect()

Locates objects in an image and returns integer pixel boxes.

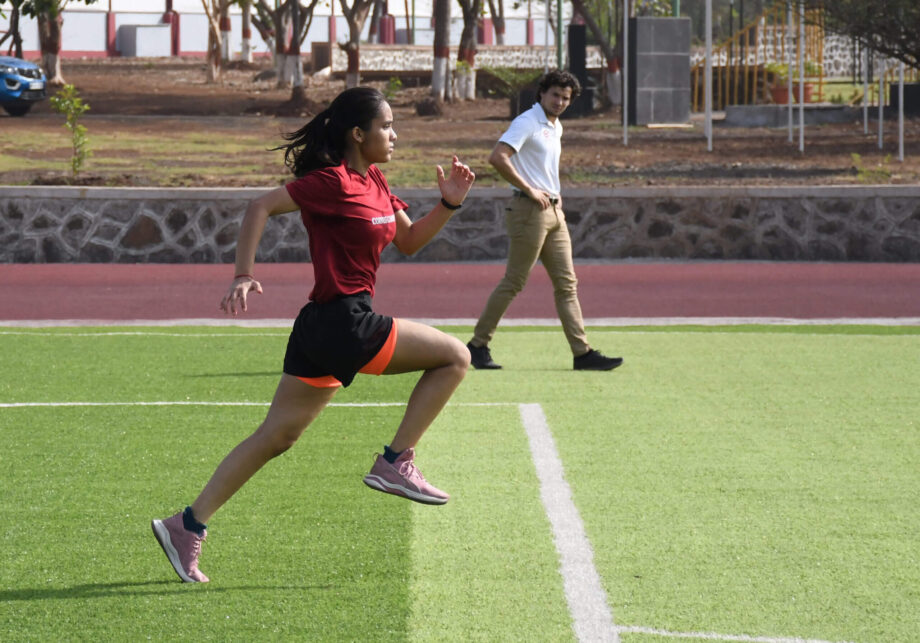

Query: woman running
[152,86,475,583]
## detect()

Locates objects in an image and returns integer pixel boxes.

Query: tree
[250,0,278,58]
[455,0,483,100]
[35,6,62,83]
[367,0,384,43]
[0,0,26,58]
[250,1,318,87]
[219,0,231,62]
[486,0,505,45]
[431,0,451,99]
[264,0,293,84]
[287,0,305,102]
[635,0,672,17]
[200,0,228,83]
[804,0,919,68]
[571,0,615,63]
[14,0,98,85]
[240,0,253,62]
[568,0,620,106]
[339,0,375,88]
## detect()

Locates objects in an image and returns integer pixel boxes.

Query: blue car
[0,55,47,116]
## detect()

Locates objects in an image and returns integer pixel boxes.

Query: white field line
[519,402,620,643]
[0,401,514,408]
[614,626,856,643]
[517,403,855,643]
[0,398,858,643]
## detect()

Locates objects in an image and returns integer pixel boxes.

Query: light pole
[556,0,563,69]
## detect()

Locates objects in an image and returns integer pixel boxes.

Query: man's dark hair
[537,69,582,100]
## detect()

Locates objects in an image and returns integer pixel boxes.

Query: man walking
[467,69,622,371]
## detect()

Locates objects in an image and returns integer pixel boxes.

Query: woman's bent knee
[252,421,305,458]
[386,320,472,375]
[446,334,471,371]
[428,333,470,377]
[426,335,469,381]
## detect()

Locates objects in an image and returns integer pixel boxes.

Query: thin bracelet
[234,273,254,280]
[440,197,462,210]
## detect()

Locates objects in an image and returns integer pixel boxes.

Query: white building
[3,0,567,61]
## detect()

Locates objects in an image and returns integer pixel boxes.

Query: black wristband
[440,197,462,210]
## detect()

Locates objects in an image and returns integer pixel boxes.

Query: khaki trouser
[472,194,589,355]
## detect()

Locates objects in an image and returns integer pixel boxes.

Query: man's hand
[525,187,554,211]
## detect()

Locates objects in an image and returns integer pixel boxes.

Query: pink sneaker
[363,448,449,505]
[151,512,209,583]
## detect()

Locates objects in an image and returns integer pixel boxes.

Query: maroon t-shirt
[285,162,408,303]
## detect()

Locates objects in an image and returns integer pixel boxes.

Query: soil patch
[4,57,919,187]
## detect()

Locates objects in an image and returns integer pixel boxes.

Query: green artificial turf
[1,325,918,641]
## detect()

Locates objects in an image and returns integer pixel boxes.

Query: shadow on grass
[0,579,340,601]
[185,371,280,378]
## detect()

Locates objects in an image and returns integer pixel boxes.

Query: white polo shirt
[498,102,562,197]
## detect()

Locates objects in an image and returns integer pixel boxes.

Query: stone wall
[689,34,903,79]
[2,186,919,263]
[328,44,606,74]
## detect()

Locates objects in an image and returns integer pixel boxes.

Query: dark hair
[276,87,387,177]
[537,69,582,100]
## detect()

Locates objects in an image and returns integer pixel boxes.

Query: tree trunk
[200,0,223,83]
[571,0,615,63]
[340,0,374,88]
[456,0,481,100]
[289,0,306,102]
[37,12,64,86]
[207,31,222,83]
[456,66,477,100]
[241,0,253,63]
[220,0,232,62]
[487,0,505,45]
[275,3,292,87]
[0,4,24,59]
[252,0,278,67]
[431,0,451,100]
[368,0,382,43]
[493,18,506,45]
[344,42,360,88]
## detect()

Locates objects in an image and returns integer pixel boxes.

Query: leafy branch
[49,83,91,178]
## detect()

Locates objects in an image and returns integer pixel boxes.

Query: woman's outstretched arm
[220,186,299,315]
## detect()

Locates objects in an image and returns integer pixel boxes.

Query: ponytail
[275,87,387,177]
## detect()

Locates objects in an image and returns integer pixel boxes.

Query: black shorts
[283,292,395,388]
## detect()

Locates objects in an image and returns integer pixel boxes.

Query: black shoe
[573,349,623,371]
[467,342,502,369]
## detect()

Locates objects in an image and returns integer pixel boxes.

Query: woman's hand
[219,275,263,316]
[436,155,475,208]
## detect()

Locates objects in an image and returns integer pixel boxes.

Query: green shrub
[49,84,92,177]
[764,60,822,83]
[851,152,892,183]
[480,66,543,98]
[384,76,403,100]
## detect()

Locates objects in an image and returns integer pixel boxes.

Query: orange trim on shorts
[359,318,399,375]
[295,374,342,388]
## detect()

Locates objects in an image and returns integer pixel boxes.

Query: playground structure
[690,1,919,112]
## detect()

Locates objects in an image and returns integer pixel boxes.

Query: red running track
[1,262,919,324]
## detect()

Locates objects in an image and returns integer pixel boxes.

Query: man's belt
[512,189,559,205]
